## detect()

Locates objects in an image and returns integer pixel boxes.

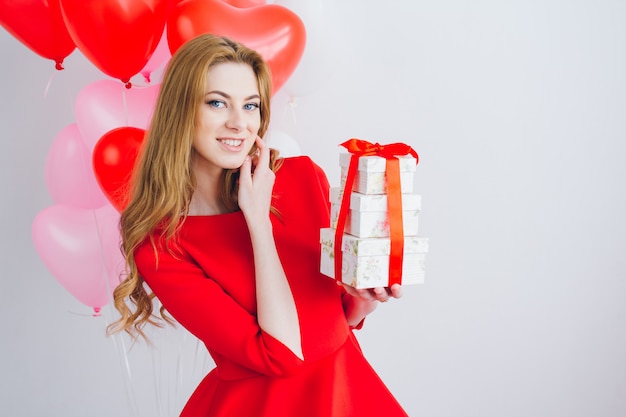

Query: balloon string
[192,332,213,384]
[90,208,116,315]
[175,330,188,416]
[105,318,140,417]
[287,95,298,126]
[97,224,136,416]
[151,339,164,417]
[122,87,130,127]
[43,71,57,100]
[192,332,203,377]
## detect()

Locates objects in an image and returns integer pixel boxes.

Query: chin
[222,158,246,170]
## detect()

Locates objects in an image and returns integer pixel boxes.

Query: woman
[109,33,407,417]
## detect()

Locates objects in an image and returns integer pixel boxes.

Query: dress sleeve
[135,240,305,378]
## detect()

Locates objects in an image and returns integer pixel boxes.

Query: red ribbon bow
[340,139,419,162]
[334,139,419,287]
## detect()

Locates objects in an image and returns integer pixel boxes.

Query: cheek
[250,114,262,133]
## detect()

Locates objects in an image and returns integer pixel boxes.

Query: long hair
[107,34,280,340]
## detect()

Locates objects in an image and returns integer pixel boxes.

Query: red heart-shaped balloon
[93,127,146,212]
[59,0,167,85]
[222,0,266,7]
[0,0,75,69]
[167,0,306,94]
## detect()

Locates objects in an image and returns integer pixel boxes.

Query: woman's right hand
[239,136,304,359]
[238,136,274,225]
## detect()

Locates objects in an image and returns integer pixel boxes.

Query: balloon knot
[55,61,64,71]
[92,307,102,317]
[124,81,132,89]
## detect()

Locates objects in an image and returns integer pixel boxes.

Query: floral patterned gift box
[319,227,429,288]
[329,187,421,238]
[339,153,417,195]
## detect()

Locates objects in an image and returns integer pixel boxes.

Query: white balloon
[276,0,346,98]
[265,130,302,157]
[269,90,300,131]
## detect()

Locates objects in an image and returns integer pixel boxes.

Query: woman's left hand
[339,283,403,327]
[339,282,403,303]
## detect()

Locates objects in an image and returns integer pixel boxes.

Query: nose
[225,108,245,131]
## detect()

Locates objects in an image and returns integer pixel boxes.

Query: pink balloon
[74,79,160,151]
[139,28,171,83]
[95,204,126,290]
[45,123,108,209]
[32,204,124,312]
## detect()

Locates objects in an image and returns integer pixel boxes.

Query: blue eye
[244,103,260,111]
[207,100,225,108]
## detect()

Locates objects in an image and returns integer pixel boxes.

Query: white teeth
[220,139,243,147]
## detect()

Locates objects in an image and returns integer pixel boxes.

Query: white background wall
[2,1,626,416]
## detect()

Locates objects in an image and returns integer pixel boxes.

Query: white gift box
[339,153,417,195]
[329,187,421,238]
[319,227,429,288]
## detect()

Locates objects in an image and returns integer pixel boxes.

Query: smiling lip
[218,138,244,149]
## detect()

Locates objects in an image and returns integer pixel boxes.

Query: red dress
[135,156,408,417]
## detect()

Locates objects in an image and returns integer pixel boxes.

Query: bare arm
[340,283,404,327]
[238,137,303,360]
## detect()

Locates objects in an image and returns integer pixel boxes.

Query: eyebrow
[205,90,260,101]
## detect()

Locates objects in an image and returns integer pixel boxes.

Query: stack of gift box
[320,151,430,288]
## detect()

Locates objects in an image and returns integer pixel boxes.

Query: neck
[189,166,229,215]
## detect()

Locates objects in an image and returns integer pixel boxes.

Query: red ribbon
[334,139,419,287]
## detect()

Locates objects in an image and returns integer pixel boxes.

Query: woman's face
[192,62,261,176]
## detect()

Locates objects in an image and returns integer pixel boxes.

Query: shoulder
[277,155,316,171]
[134,228,189,269]
[276,156,328,182]
[271,156,331,216]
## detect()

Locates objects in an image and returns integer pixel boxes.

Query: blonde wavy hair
[107,34,281,341]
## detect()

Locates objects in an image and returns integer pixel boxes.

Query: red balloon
[167,0,306,94]
[0,0,75,69]
[93,127,146,212]
[221,0,265,7]
[59,0,167,86]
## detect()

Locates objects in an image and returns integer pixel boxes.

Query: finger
[248,144,259,167]
[338,282,376,301]
[337,281,359,297]
[373,287,390,303]
[239,155,252,186]
[355,288,377,302]
[255,136,270,169]
[389,283,403,299]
